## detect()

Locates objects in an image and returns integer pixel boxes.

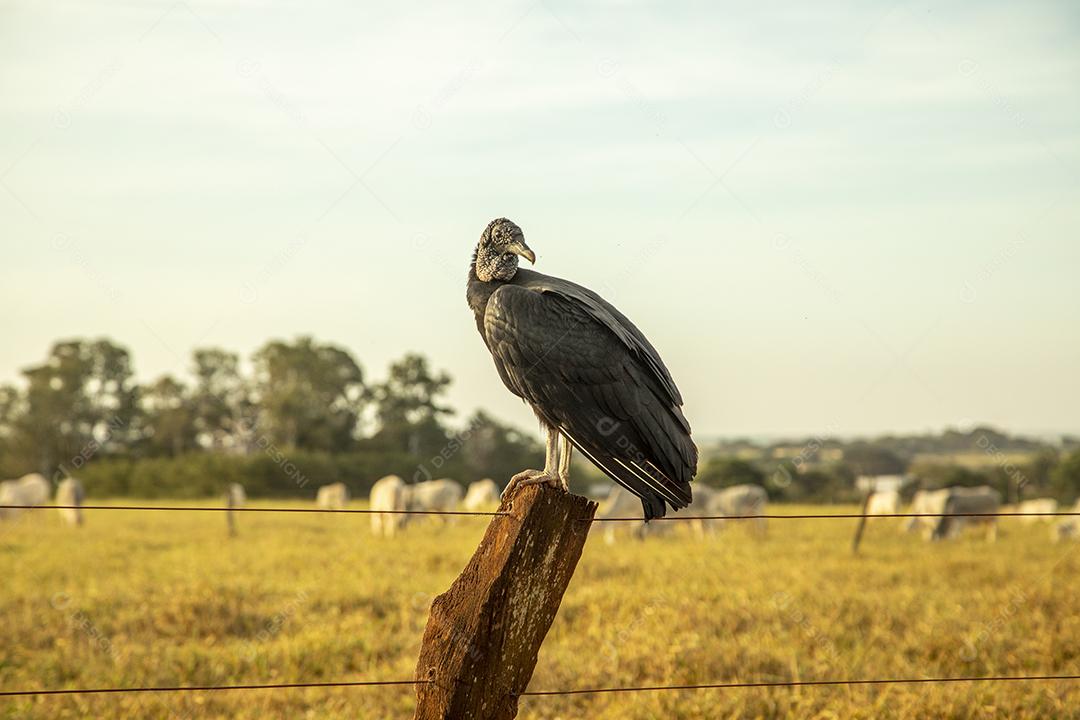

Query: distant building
[856,475,911,494]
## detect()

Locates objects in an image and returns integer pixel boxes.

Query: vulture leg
[501,425,563,499]
[556,433,572,491]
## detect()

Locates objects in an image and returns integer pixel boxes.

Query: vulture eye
[503,252,514,260]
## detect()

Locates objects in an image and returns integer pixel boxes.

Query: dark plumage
[467,218,697,519]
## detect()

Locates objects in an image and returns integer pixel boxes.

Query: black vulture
[466,218,697,520]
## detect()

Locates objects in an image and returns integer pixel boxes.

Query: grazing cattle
[369,475,409,537]
[866,490,900,516]
[0,473,52,521]
[587,483,613,500]
[462,479,500,511]
[709,484,768,536]
[18,473,51,505]
[55,478,85,526]
[905,489,952,537]
[932,486,1001,541]
[316,483,350,510]
[1017,498,1058,525]
[681,484,719,538]
[408,479,464,525]
[0,481,21,521]
[1052,519,1078,543]
[597,485,670,544]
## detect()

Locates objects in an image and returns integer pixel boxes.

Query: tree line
[704,429,1080,505]
[3,337,1078,503]
[0,337,542,497]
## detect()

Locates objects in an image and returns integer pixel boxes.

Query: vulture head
[474,217,536,282]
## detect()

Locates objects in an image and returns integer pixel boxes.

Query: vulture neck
[466,255,506,317]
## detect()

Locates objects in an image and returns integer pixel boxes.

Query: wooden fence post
[413,483,597,720]
[851,490,873,554]
[226,491,237,538]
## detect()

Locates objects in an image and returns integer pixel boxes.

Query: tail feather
[561,427,688,520]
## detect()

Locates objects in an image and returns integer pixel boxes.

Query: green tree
[252,337,365,452]
[372,353,452,458]
[140,375,198,456]
[459,410,542,483]
[1049,449,1080,504]
[11,339,137,475]
[910,462,990,490]
[0,384,28,476]
[1016,449,1059,499]
[843,442,906,476]
[191,348,250,451]
[697,457,765,489]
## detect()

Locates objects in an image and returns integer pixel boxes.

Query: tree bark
[413,484,596,720]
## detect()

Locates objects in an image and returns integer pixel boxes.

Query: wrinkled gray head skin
[474,218,536,282]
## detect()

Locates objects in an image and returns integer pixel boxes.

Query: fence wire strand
[4,501,1079,703]
[594,510,1080,522]
[0,679,428,698]
[4,505,1078,521]
[515,673,1080,696]
[1,504,507,517]
[5,674,1078,699]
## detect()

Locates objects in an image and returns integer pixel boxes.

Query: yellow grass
[1,500,1078,719]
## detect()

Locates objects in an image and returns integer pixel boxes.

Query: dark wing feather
[483,278,696,519]
[513,269,685,409]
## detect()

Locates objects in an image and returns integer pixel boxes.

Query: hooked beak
[507,237,536,264]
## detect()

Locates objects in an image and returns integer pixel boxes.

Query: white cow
[709,484,768,536]
[18,473,50,505]
[56,478,85,526]
[1017,498,1058,525]
[905,489,953,537]
[680,484,719,538]
[463,479,500,511]
[597,485,670,544]
[931,485,1001,542]
[0,473,51,521]
[316,482,350,510]
[408,479,464,525]
[587,483,614,500]
[866,490,900,516]
[1052,519,1078,543]
[0,481,21,521]
[369,475,409,537]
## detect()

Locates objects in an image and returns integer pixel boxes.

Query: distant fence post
[413,483,596,720]
[851,490,873,554]
[226,490,237,537]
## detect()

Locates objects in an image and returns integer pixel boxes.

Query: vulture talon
[503,469,559,500]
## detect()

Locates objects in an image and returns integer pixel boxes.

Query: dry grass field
[1,499,1078,719]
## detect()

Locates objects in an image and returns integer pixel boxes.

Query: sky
[1,0,1078,440]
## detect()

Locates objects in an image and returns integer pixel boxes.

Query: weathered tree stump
[413,483,597,720]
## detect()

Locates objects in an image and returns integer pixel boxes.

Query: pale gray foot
[555,434,573,492]
[502,469,562,500]
[503,425,569,500]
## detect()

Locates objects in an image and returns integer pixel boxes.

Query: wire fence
[0,504,508,517]
[3,504,1078,521]
[3,498,1078,706]
[514,673,1080,697]
[594,510,1080,522]
[0,679,426,698]
[4,674,1078,699]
